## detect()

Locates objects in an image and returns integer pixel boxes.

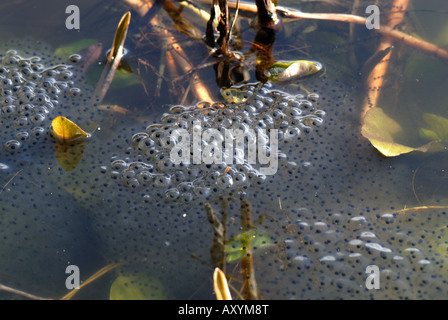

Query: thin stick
[60,262,123,300]
[0,283,47,300]
[0,169,23,195]
[240,200,260,300]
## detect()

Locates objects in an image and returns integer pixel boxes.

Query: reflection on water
[1,0,448,299]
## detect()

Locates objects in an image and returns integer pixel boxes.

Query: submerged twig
[240,200,260,300]
[60,262,123,300]
[255,0,281,29]
[361,0,409,118]
[0,283,47,300]
[197,0,448,62]
[205,203,227,271]
[0,169,23,195]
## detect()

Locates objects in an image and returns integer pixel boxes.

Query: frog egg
[153,174,171,188]
[17,103,34,116]
[14,116,29,127]
[231,172,246,185]
[168,105,188,114]
[242,104,257,115]
[11,73,24,85]
[284,107,302,117]
[67,87,81,97]
[34,93,50,105]
[58,70,73,81]
[313,110,326,118]
[125,178,140,190]
[216,173,233,188]
[262,115,275,128]
[311,117,324,127]
[284,126,301,139]
[2,104,16,116]
[42,69,58,78]
[4,139,21,151]
[3,55,19,66]
[275,118,291,129]
[30,126,45,138]
[29,113,46,125]
[131,132,149,147]
[271,109,285,120]
[21,66,33,78]
[137,137,155,152]
[159,134,176,149]
[298,123,313,134]
[121,169,136,180]
[157,158,175,171]
[262,96,274,106]
[177,182,193,193]
[298,99,314,110]
[252,99,264,110]
[179,192,193,203]
[149,129,165,142]
[165,188,180,201]
[171,170,186,184]
[3,95,15,105]
[68,54,82,64]
[255,119,267,129]
[136,171,153,185]
[1,77,12,89]
[110,159,128,170]
[31,63,45,72]
[15,131,29,142]
[193,186,211,198]
[307,93,320,102]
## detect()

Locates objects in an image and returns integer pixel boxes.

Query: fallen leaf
[361,107,433,157]
[213,268,232,300]
[266,60,323,83]
[109,273,167,300]
[51,116,90,142]
[421,113,448,144]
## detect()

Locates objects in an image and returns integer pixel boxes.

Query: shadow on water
[1,0,448,299]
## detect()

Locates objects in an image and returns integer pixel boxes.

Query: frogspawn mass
[0,39,447,299]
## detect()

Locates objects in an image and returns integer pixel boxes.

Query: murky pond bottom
[1,0,448,299]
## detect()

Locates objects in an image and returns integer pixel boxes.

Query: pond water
[1,0,448,299]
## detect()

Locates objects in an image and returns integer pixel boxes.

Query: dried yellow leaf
[51,116,90,142]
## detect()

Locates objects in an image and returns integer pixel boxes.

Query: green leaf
[54,39,99,58]
[225,229,273,263]
[419,127,440,142]
[109,273,167,300]
[421,113,448,144]
[361,107,434,157]
[266,60,323,83]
